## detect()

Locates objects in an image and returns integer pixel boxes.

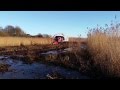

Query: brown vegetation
[0,37,53,47]
[87,22,120,78]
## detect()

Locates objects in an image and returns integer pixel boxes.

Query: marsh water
[0,47,89,79]
[0,55,89,79]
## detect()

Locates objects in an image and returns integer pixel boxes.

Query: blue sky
[0,11,120,38]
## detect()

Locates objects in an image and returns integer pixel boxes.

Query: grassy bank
[0,37,53,47]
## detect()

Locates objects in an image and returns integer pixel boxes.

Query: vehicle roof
[53,33,64,37]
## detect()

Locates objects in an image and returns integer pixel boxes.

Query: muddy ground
[0,42,90,79]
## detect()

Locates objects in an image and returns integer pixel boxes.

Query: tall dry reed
[87,22,120,77]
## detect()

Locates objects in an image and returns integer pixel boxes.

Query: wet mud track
[0,43,90,79]
[0,56,89,79]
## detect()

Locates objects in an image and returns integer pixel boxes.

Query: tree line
[0,25,51,38]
